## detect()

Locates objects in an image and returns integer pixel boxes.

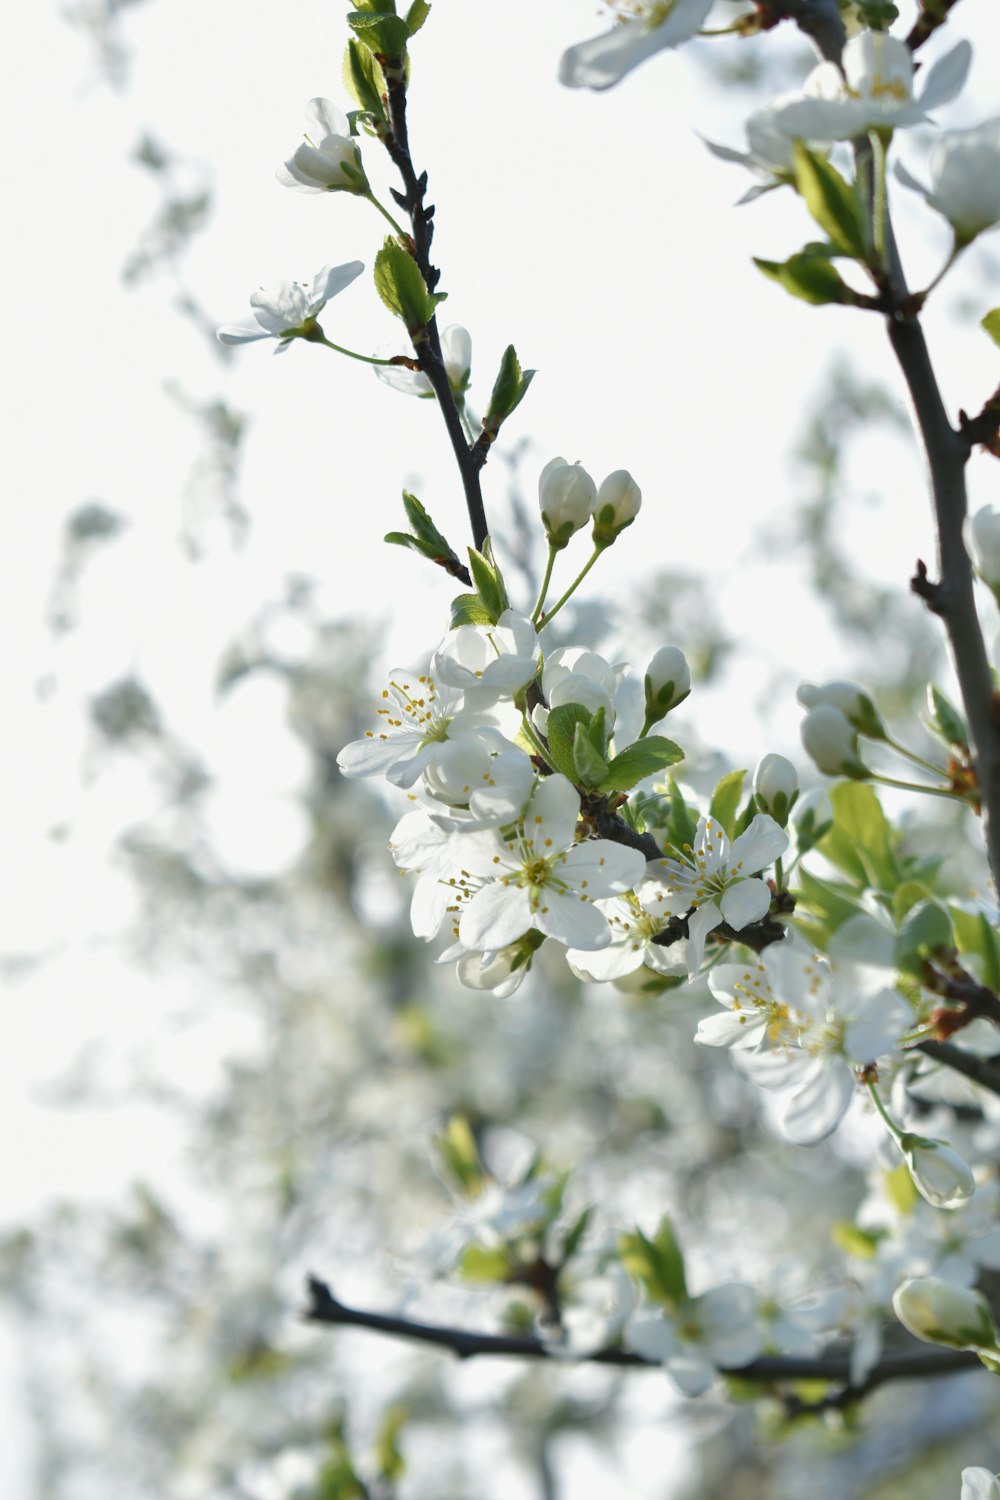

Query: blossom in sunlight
[277,97,369,194]
[337,667,499,787]
[374,324,472,398]
[433,610,541,699]
[559,0,714,92]
[538,458,597,548]
[216,261,364,349]
[896,118,1000,243]
[626,1282,762,1395]
[567,892,689,981]
[775,31,972,141]
[537,645,644,751]
[639,814,788,972]
[963,1470,1000,1500]
[418,731,536,827]
[704,96,817,202]
[456,774,646,952]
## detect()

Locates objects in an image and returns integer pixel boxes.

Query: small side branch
[916,1039,1000,1097]
[304,1276,979,1397]
[382,59,490,551]
[907,0,963,52]
[752,0,846,63]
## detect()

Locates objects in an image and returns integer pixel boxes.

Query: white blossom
[277,97,368,194]
[775,31,972,142]
[455,774,646,952]
[559,0,715,92]
[896,118,1000,243]
[374,324,472,397]
[966,505,1000,587]
[962,1470,1000,1500]
[704,96,817,202]
[433,610,541,699]
[567,893,689,981]
[893,1276,999,1351]
[337,667,500,787]
[639,814,788,972]
[217,261,364,349]
[539,458,597,547]
[800,704,868,778]
[626,1282,763,1395]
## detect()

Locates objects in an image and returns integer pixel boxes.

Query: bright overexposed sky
[5,1,1000,1491]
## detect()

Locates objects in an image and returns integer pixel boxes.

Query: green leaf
[599,736,684,794]
[482,344,536,441]
[374,237,445,332]
[547,703,594,783]
[927,683,968,749]
[831,1221,884,1259]
[459,1243,512,1282]
[383,490,468,577]
[572,721,609,788]
[436,1116,485,1193]
[892,879,935,925]
[665,777,697,852]
[820,782,899,891]
[342,37,387,119]
[896,898,953,971]
[467,537,510,622]
[449,592,493,628]
[709,769,746,840]
[352,0,397,12]
[794,866,863,932]
[792,142,867,259]
[982,308,1000,348]
[950,906,1000,991]
[405,0,431,34]
[755,249,856,307]
[619,1215,687,1306]
[561,1206,593,1261]
[373,1406,407,1483]
[347,9,410,58]
[884,1162,919,1215]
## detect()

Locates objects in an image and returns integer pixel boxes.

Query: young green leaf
[449,592,494,628]
[347,9,410,58]
[406,0,432,34]
[982,308,1000,348]
[374,238,446,332]
[619,1215,687,1306]
[755,249,856,307]
[792,142,867,259]
[709,769,746,840]
[572,721,610,788]
[927,683,968,749]
[482,345,536,441]
[599,736,684,794]
[342,37,387,120]
[546,703,594,783]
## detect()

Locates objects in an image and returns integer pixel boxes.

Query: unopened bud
[753,753,799,823]
[592,469,642,548]
[800,704,869,779]
[901,1134,976,1208]
[539,458,597,549]
[644,646,691,729]
[797,680,885,739]
[893,1276,999,1352]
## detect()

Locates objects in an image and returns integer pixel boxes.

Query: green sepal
[385,489,469,578]
[546,703,593,783]
[459,1244,512,1283]
[347,9,410,58]
[405,0,431,34]
[449,592,493,628]
[792,142,867,259]
[619,1215,687,1307]
[342,38,388,122]
[436,1116,485,1194]
[467,537,510,623]
[819,782,899,892]
[482,345,536,441]
[927,683,968,749]
[572,719,610,789]
[352,0,398,12]
[831,1221,884,1259]
[599,736,684,794]
[561,1206,593,1262]
[374,237,446,333]
[755,245,857,307]
[853,0,900,27]
[895,898,953,973]
[709,769,747,840]
[373,1407,407,1484]
[982,308,1000,348]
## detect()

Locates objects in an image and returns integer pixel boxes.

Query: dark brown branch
[750,0,846,63]
[907,0,963,52]
[916,1039,1000,1097]
[959,383,1000,459]
[381,57,490,551]
[304,1276,979,1394]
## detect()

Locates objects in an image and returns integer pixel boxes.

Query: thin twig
[916,1039,1000,1096]
[751,0,846,63]
[381,56,490,551]
[907,0,963,53]
[304,1276,979,1396]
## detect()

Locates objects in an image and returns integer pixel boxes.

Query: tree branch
[916,1039,1000,1096]
[752,0,846,63]
[907,0,963,52]
[381,57,490,551]
[304,1276,979,1396]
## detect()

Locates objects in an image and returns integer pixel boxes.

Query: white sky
[5,1,1000,1492]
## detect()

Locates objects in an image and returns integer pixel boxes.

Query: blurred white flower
[217,261,364,349]
[896,118,1000,243]
[559,0,714,92]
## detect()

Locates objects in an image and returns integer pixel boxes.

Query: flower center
[607,0,678,27]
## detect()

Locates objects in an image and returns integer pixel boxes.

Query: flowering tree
[197,0,1000,1492]
[11,0,1000,1495]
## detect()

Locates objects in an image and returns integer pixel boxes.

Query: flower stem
[883,731,948,779]
[539,547,602,628]
[866,1079,902,1143]
[869,129,890,272]
[365,190,409,239]
[519,715,554,771]
[318,336,417,368]
[531,547,558,623]
[871,772,962,802]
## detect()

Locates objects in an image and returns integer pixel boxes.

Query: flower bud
[644,646,691,727]
[897,118,1000,246]
[967,505,1000,592]
[800,705,869,779]
[892,1276,999,1352]
[962,1468,1000,1500]
[797,680,885,739]
[753,753,799,823]
[539,458,597,550]
[900,1134,976,1208]
[592,469,642,548]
